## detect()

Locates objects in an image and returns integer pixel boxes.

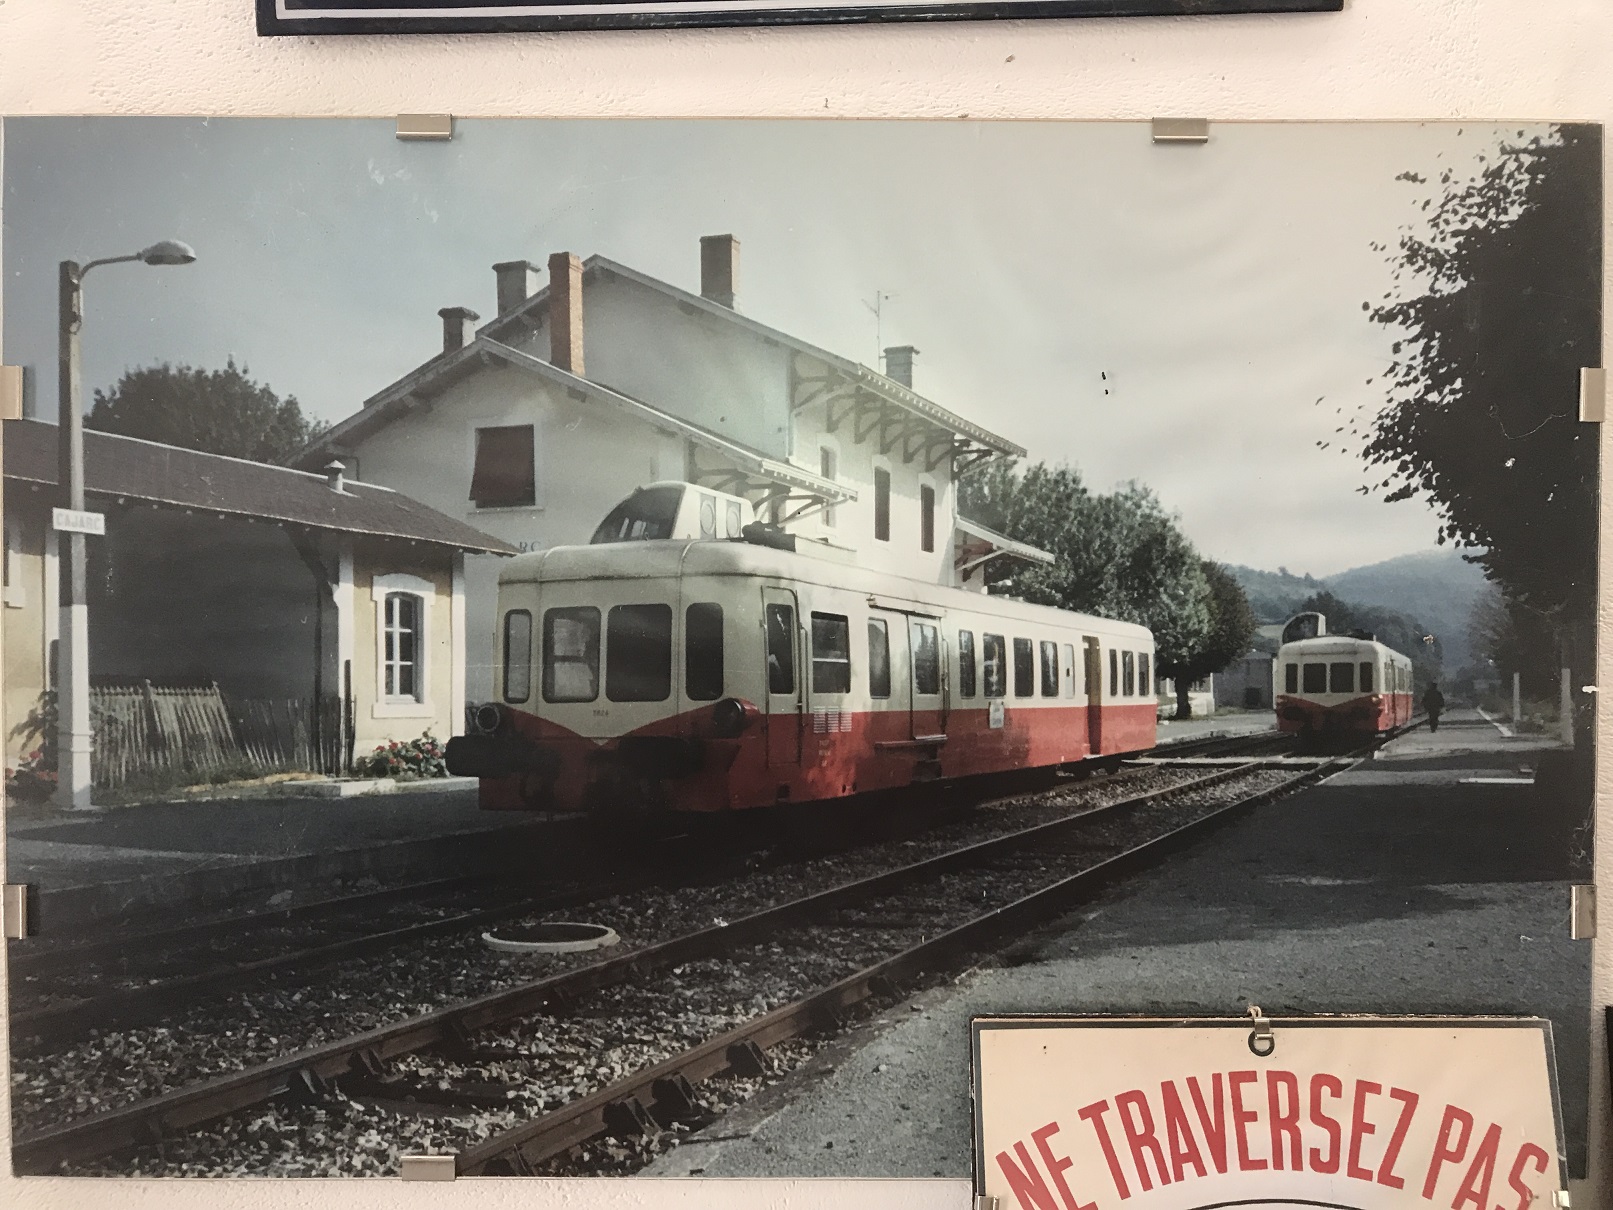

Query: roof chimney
[324,459,349,495]
[548,252,584,376]
[884,345,919,389]
[699,234,739,309]
[438,306,480,354]
[493,260,541,315]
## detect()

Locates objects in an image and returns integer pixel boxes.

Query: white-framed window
[917,475,938,553]
[468,422,539,511]
[372,573,435,718]
[819,442,839,528]
[872,456,892,543]
[3,517,24,609]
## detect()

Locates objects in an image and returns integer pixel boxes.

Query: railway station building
[298,235,1052,701]
[1,418,516,786]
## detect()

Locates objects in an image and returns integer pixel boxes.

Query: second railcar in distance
[1274,634,1414,742]
[450,535,1158,827]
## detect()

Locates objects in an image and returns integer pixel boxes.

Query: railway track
[12,737,1362,1177]
[9,736,1288,1047]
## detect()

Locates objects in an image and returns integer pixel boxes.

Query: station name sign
[51,508,106,536]
[973,1017,1565,1210]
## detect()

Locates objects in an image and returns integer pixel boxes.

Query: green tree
[1156,561,1256,720]
[87,360,327,464]
[959,461,1225,714]
[1361,125,1600,727]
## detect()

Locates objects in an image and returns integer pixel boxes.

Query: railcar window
[591,485,682,544]
[958,630,977,698]
[502,610,533,704]
[1109,649,1119,698]
[1329,662,1355,694]
[1285,663,1299,694]
[868,618,892,698]
[543,607,601,703]
[913,624,941,695]
[1123,651,1136,697]
[811,613,852,694]
[1302,663,1327,693]
[1040,641,1059,698]
[1139,653,1152,697]
[1062,644,1076,698]
[983,634,1007,698]
[1012,639,1035,698]
[1359,662,1374,693]
[1083,641,1094,696]
[606,604,673,702]
[685,603,724,701]
[765,604,796,695]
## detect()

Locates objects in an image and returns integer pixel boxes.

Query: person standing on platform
[1421,682,1446,733]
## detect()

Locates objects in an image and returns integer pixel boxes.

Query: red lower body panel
[475,700,1157,816]
[1276,692,1412,737]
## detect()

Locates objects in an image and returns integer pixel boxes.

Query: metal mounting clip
[0,366,22,421]
[975,1197,1002,1210]
[1580,368,1605,422]
[396,115,454,142]
[3,885,33,939]
[1572,884,1596,940]
[1247,1004,1275,1057]
[1152,118,1209,145]
[400,1154,457,1181]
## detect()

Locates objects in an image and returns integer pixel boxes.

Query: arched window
[372,573,435,716]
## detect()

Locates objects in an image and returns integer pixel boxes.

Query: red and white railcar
[448,487,1157,825]
[1274,634,1414,741]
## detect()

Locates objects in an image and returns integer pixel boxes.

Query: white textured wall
[2,1,1610,1208]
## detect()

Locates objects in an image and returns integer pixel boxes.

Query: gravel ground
[15,762,1296,1154]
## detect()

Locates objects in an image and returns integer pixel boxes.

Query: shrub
[354,731,448,781]
[6,749,58,803]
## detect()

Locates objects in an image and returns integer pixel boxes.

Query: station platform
[4,784,576,935]
[1151,708,1276,745]
[646,708,1593,1179]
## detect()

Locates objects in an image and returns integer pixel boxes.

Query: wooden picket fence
[89,681,353,790]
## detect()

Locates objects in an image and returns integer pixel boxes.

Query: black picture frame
[257,0,1338,37]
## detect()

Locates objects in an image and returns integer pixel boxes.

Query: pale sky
[2,118,1527,577]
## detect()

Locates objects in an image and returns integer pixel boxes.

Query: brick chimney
[884,345,919,389]
[548,252,584,376]
[438,306,480,354]
[699,234,739,309]
[493,260,541,315]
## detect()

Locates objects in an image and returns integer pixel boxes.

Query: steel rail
[455,748,1361,1175]
[10,876,648,1045]
[10,758,1273,1174]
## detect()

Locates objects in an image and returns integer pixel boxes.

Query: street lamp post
[54,241,196,810]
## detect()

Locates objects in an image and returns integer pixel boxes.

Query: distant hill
[1227,549,1490,671]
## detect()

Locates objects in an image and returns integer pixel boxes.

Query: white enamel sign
[973,1017,1565,1210]
[51,507,105,535]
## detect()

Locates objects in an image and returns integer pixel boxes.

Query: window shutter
[470,426,536,508]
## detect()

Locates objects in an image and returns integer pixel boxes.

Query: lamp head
[138,240,197,267]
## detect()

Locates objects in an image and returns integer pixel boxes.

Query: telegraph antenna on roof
[863,290,897,367]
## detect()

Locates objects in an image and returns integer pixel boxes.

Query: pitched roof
[4,419,517,555]
[300,337,854,503]
[955,514,1056,568]
[480,255,1026,459]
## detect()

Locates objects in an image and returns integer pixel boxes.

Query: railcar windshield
[606,604,672,702]
[591,486,684,543]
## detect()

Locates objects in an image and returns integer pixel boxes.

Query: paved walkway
[5,785,570,931]
[645,708,1591,1179]
[1151,708,1276,744]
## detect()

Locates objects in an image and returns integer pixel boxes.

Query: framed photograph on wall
[0,115,1597,1183]
[256,0,1339,38]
